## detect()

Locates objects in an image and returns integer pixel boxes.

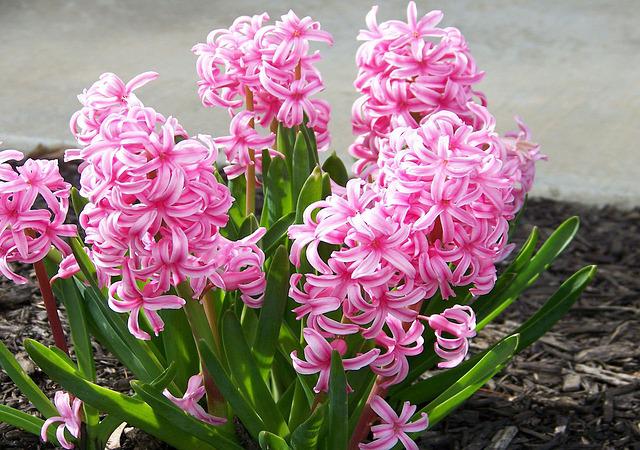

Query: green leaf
[131,381,242,449]
[300,121,319,167]
[81,283,164,382]
[262,148,272,180]
[265,157,294,226]
[288,379,311,432]
[159,308,198,390]
[239,214,259,238]
[413,335,519,428]
[228,176,247,231]
[69,238,99,289]
[198,339,266,439]
[323,351,347,450]
[0,404,60,446]
[262,213,294,256]
[222,312,289,437]
[475,216,580,329]
[253,246,290,381]
[321,152,349,187]
[392,265,596,405]
[293,132,312,197]
[49,275,95,381]
[259,431,291,450]
[291,403,324,450]
[0,340,57,417]
[71,186,88,218]
[24,340,214,450]
[277,123,296,164]
[295,167,323,223]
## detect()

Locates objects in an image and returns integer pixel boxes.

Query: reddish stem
[33,260,69,354]
[349,376,387,449]
[244,86,256,216]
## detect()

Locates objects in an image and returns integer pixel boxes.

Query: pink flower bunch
[164,374,226,426]
[41,391,82,449]
[288,106,514,390]
[0,149,76,284]
[193,10,333,177]
[359,396,428,450]
[68,73,267,339]
[350,2,486,179]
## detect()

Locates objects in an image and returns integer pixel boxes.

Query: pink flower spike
[427,305,476,368]
[41,391,82,449]
[359,396,428,450]
[163,374,226,426]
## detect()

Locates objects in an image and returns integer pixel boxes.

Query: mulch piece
[0,156,638,449]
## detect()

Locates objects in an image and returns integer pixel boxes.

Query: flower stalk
[244,86,256,216]
[33,260,69,355]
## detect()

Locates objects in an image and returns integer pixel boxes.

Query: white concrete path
[1,0,639,206]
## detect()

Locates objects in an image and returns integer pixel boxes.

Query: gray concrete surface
[1,1,639,206]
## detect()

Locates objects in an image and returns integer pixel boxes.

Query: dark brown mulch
[0,155,638,449]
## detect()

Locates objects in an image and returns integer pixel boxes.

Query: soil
[0,156,638,449]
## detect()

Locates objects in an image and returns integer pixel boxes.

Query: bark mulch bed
[0,155,638,449]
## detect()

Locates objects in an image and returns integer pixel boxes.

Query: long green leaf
[253,246,290,381]
[0,404,60,445]
[259,431,291,450]
[222,312,289,437]
[321,152,349,187]
[24,340,213,450]
[262,212,295,257]
[291,403,324,450]
[265,157,294,226]
[292,132,312,197]
[198,339,266,439]
[413,335,519,428]
[295,167,323,223]
[323,351,347,450]
[0,341,57,417]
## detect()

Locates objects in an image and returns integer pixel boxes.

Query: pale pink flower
[51,253,81,284]
[266,10,333,64]
[359,395,428,450]
[108,259,185,340]
[41,391,82,449]
[373,317,424,387]
[163,374,226,426]
[427,305,476,368]
[291,327,380,393]
[0,151,76,284]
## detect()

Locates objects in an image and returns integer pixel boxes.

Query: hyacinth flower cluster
[0,4,597,450]
[193,10,333,186]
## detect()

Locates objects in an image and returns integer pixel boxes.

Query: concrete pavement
[1,0,639,206]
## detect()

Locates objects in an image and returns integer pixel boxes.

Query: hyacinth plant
[0,3,596,449]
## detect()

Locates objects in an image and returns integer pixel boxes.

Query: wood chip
[487,426,519,450]
[575,364,638,386]
[562,373,582,392]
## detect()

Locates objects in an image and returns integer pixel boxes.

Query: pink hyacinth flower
[163,374,226,426]
[108,259,185,340]
[41,391,82,449]
[259,69,324,127]
[291,327,380,393]
[427,304,476,368]
[50,253,81,284]
[359,396,428,450]
[269,10,334,64]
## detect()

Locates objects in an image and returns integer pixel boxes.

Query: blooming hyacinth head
[69,73,267,339]
[0,149,76,284]
[350,1,487,179]
[41,391,82,449]
[193,10,332,149]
